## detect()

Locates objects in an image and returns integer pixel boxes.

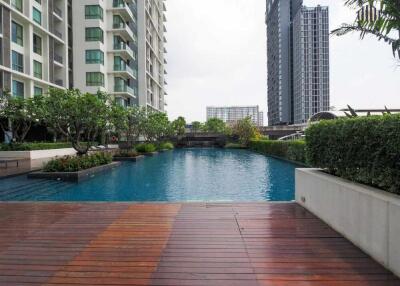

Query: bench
[0,159,20,169]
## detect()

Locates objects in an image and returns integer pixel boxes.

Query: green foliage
[126,106,147,145]
[332,0,400,58]
[42,89,111,155]
[158,141,174,150]
[43,152,112,172]
[203,118,228,134]
[305,115,400,194]
[142,112,171,142]
[232,117,257,146]
[135,143,157,153]
[191,121,202,133]
[114,149,139,158]
[0,142,72,151]
[249,139,307,164]
[171,116,186,136]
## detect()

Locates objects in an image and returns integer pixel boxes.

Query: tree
[0,91,41,143]
[332,0,400,59]
[126,106,147,145]
[143,111,170,142]
[42,89,111,155]
[109,103,128,143]
[232,117,257,146]
[171,116,186,136]
[191,121,202,133]
[203,118,227,134]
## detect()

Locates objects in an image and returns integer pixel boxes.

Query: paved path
[0,203,398,285]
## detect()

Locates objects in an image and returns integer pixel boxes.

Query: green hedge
[135,143,157,153]
[0,142,72,151]
[306,115,400,194]
[249,139,307,164]
[43,152,112,172]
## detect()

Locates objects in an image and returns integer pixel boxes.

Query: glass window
[85,50,104,64]
[113,15,124,28]
[12,51,23,72]
[34,86,43,97]
[12,21,23,46]
[86,72,104,87]
[11,0,23,12]
[12,80,24,98]
[85,27,104,42]
[33,34,42,55]
[32,7,42,25]
[33,60,42,79]
[85,5,103,20]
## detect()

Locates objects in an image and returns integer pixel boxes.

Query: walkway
[0,203,398,285]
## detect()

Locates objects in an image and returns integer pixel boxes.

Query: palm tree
[331,0,400,59]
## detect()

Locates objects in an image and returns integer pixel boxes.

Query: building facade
[206,106,264,127]
[293,6,329,124]
[266,0,329,126]
[0,0,167,111]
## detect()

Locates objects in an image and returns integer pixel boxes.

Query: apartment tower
[206,106,264,127]
[0,0,167,112]
[266,0,329,125]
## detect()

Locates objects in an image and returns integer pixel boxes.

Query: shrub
[249,139,307,164]
[306,115,400,194]
[114,149,139,158]
[43,152,112,172]
[158,142,174,150]
[135,143,157,153]
[0,142,72,151]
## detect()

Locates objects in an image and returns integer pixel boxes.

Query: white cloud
[165,0,400,123]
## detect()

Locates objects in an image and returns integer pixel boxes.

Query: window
[86,72,104,87]
[85,27,103,42]
[11,0,23,12]
[33,34,42,55]
[12,21,23,46]
[33,61,42,79]
[85,5,103,20]
[34,86,43,97]
[33,7,42,25]
[12,80,24,98]
[85,50,104,64]
[12,51,23,72]
[113,15,124,28]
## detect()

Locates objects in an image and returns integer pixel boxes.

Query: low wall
[296,168,400,277]
[0,148,77,160]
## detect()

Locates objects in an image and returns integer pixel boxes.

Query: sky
[165,0,400,123]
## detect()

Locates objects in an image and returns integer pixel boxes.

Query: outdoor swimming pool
[0,148,298,202]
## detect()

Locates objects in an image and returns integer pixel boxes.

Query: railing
[54,53,63,64]
[114,85,135,96]
[53,6,62,18]
[53,29,62,39]
[278,132,305,141]
[113,22,125,29]
[113,0,126,8]
[55,79,63,87]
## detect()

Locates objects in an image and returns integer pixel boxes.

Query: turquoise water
[0,149,297,202]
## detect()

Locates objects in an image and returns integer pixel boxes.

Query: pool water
[0,149,297,202]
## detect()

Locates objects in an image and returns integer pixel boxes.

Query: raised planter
[28,162,121,183]
[113,155,145,162]
[0,148,77,160]
[296,168,400,277]
[142,152,159,156]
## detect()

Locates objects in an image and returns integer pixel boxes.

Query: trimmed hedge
[158,142,174,151]
[43,152,112,172]
[249,139,307,164]
[0,142,72,151]
[136,143,157,153]
[306,115,400,194]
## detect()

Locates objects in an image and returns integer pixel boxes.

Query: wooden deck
[0,203,398,286]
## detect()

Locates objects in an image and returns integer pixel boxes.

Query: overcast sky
[165,0,400,123]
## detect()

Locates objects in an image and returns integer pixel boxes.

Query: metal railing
[54,53,63,64]
[53,7,62,18]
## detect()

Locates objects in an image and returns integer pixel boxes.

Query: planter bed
[296,168,400,277]
[113,155,145,162]
[142,151,159,156]
[28,162,121,183]
[0,148,77,160]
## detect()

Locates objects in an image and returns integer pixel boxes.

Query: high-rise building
[0,0,167,111]
[265,0,329,126]
[293,6,329,124]
[206,106,264,127]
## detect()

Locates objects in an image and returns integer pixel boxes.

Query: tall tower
[266,0,329,126]
[293,6,330,124]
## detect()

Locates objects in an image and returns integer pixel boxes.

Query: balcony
[113,84,136,98]
[109,22,135,42]
[55,79,64,87]
[53,6,63,20]
[111,42,135,60]
[54,53,63,66]
[110,0,135,22]
[112,64,137,79]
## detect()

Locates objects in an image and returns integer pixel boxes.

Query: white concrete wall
[296,168,400,277]
[0,148,76,160]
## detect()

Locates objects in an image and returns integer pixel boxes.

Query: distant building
[266,0,330,125]
[206,106,264,126]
